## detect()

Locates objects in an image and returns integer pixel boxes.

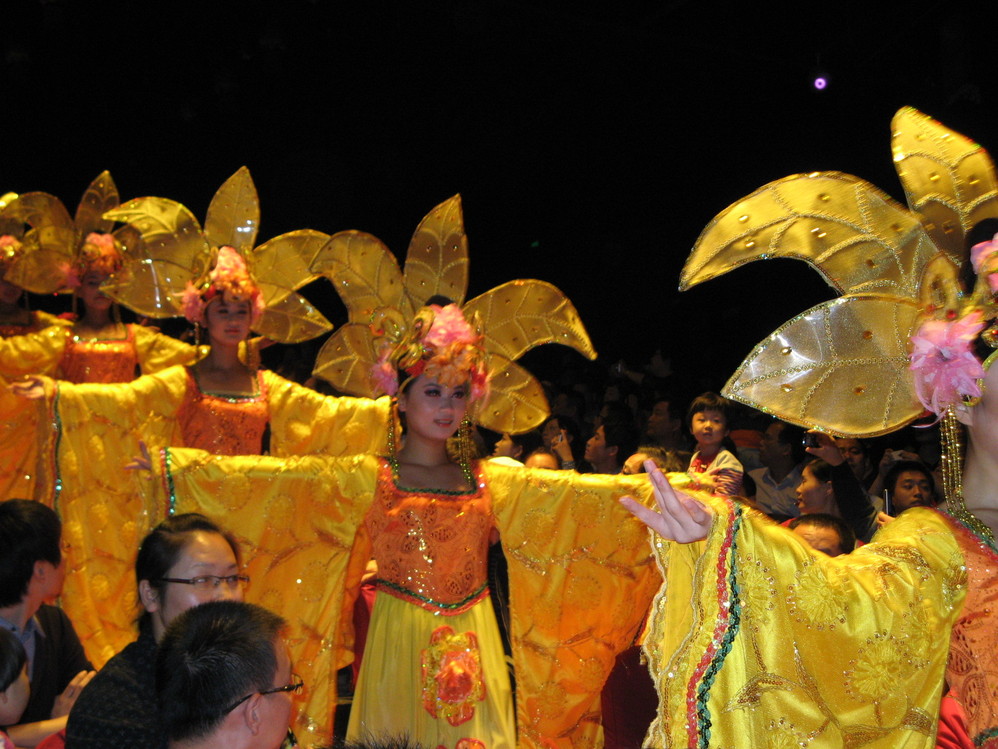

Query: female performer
[10,169,389,668]
[622,107,998,747]
[137,300,661,749]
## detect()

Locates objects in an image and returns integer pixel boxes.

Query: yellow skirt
[346,591,515,749]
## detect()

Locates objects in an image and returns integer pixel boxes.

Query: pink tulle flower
[970,232,998,293]
[182,246,264,325]
[84,232,116,250]
[181,281,206,325]
[909,310,987,418]
[0,235,20,249]
[370,303,489,401]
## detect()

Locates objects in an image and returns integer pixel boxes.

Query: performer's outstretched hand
[126,441,153,472]
[620,460,713,542]
[9,375,49,400]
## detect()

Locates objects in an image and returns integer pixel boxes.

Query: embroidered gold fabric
[145,449,660,748]
[43,367,389,665]
[0,324,196,501]
[0,312,69,499]
[310,195,596,434]
[643,500,966,747]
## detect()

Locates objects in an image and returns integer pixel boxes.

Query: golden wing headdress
[1,172,126,294]
[311,194,596,433]
[101,167,332,344]
[680,107,998,437]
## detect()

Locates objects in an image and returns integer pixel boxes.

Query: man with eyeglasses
[156,601,300,749]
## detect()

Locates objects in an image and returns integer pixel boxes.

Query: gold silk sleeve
[485,463,661,749]
[0,374,49,500]
[0,325,68,378]
[644,501,967,748]
[153,448,379,747]
[48,367,189,663]
[263,371,390,457]
[131,324,199,373]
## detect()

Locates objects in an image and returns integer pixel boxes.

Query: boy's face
[691,409,727,449]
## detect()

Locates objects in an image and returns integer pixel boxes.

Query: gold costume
[645,499,968,747]
[148,449,660,748]
[46,366,389,666]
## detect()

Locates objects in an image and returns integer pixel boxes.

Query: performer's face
[205,298,252,345]
[397,375,469,443]
[78,271,112,311]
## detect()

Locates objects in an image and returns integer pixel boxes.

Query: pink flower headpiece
[372,303,489,401]
[180,246,265,326]
[65,232,124,288]
[909,310,987,421]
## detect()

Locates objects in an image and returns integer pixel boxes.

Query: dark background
[2,1,993,394]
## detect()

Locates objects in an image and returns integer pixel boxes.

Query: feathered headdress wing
[101,167,332,343]
[1,172,126,293]
[311,195,596,433]
[680,107,998,437]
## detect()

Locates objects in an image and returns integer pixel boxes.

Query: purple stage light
[813,76,827,90]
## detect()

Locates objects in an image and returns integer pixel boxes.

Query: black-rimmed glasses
[223,674,305,714]
[154,574,250,591]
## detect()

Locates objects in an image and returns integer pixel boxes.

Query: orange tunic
[176,369,270,455]
[59,329,140,383]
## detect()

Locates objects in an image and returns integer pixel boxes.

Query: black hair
[789,512,856,554]
[135,513,241,631]
[156,601,285,742]
[772,421,807,465]
[685,392,733,431]
[598,418,639,467]
[883,460,936,502]
[0,499,62,608]
[0,627,27,692]
[804,458,834,484]
[328,737,430,749]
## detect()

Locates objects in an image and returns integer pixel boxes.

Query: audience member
[523,448,560,470]
[622,446,684,475]
[685,393,743,496]
[834,438,877,490]
[749,421,806,521]
[156,601,294,749]
[540,415,583,469]
[583,419,638,475]
[788,514,856,556]
[0,500,94,747]
[66,514,245,749]
[1,628,30,748]
[488,430,542,467]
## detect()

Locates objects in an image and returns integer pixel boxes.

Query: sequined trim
[944,507,998,557]
[51,384,63,506]
[976,727,998,747]
[688,499,742,748]
[376,578,489,616]
[161,448,177,516]
[387,455,484,497]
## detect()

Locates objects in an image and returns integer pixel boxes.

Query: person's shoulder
[715,448,744,470]
[35,603,73,630]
